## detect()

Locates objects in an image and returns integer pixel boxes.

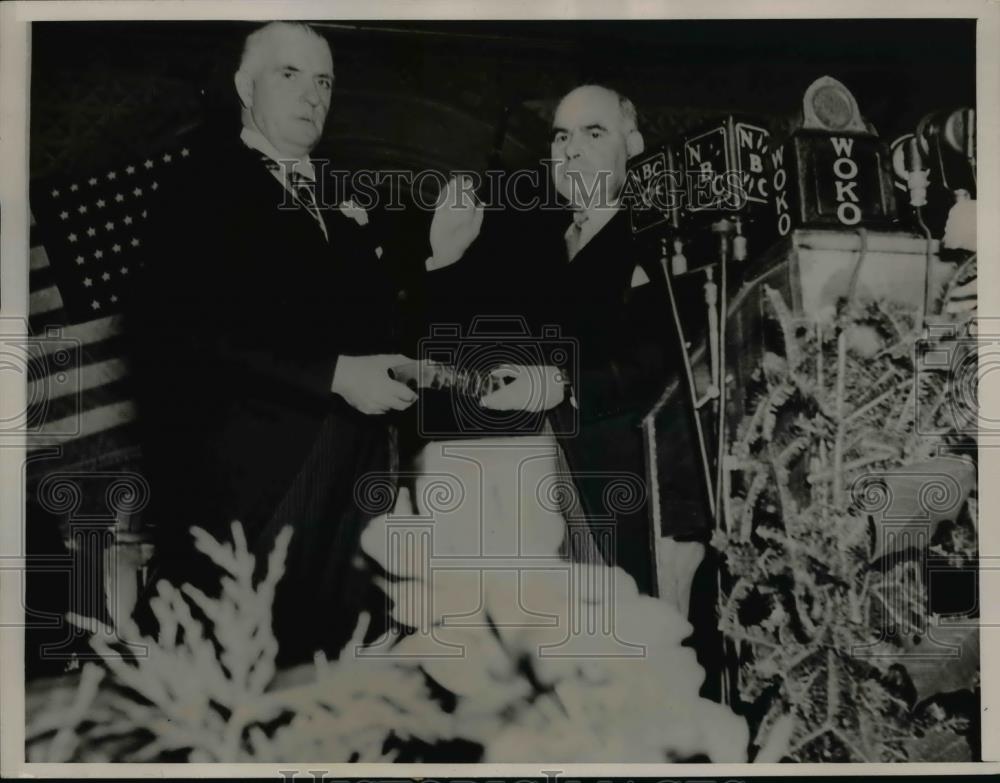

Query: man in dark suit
[128,22,420,665]
[418,85,699,600]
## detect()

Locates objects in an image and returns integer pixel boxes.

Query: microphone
[904,135,929,208]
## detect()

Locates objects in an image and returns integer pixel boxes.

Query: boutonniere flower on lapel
[338,199,369,226]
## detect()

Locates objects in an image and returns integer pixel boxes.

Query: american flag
[26,140,198,491]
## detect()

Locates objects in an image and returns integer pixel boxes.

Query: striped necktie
[260,156,328,241]
[288,170,328,241]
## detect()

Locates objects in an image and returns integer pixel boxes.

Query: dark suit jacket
[127,134,396,662]
[548,209,676,596]
[409,205,681,595]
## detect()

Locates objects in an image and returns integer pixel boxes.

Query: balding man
[129,22,424,664]
[415,84,682,598]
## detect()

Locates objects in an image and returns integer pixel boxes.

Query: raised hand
[331,354,418,415]
[427,175,484,271]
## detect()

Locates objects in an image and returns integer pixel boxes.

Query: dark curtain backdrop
[31,19,975,182]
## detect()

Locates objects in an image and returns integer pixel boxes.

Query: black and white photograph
[1,1,997,774]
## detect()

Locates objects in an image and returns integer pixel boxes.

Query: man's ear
[234,69,253,110]
[626,129,645,158]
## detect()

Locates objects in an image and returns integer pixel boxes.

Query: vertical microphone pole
[711,218,735,708]
[710,219,733,531]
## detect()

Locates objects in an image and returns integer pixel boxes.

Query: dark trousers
[252,413,393,668]
[134,413,393,670]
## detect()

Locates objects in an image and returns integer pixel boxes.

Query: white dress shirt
[564,201,620,261]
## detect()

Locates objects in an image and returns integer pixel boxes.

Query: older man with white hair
[129,21,443,665]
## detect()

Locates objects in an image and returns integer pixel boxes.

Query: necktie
[565,210,589,261]
[260,155,328,241]
[288,170,328,241]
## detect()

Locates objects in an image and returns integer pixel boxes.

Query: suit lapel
[574,209,628,256]
[567,210,631,277]
[234,143,332,244]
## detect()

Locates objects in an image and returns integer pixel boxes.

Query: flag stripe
[28,310,70,335]
[27,332,126,381]
[29,285,64,316]
[30,244,53,272]
[26,399,137,450]
[29,314,124,346]
[27,357,129,403]
[29,263,58,294]
[27,377,133,429]
[25,424,141,477]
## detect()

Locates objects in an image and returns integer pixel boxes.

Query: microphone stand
[710,218,735,708]
[656,218,737,706]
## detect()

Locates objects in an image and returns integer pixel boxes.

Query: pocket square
[338,199,369,226]
[630,264,651,288]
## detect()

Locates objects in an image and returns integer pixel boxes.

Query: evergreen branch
[845,379,910,426]
[764,285,803,369]
[917,381,951,433]
[740,468,770,536]
[807,452,900,484]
